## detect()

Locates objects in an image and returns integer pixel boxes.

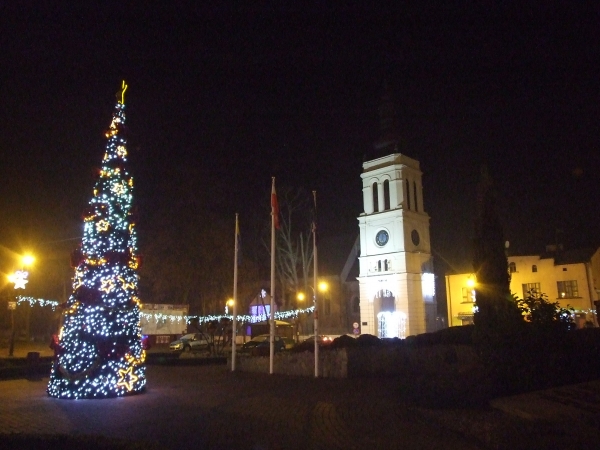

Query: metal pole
[9,307,15,357]
[231,213,239,372]
[269,177,277,374]
[313,190,319,377]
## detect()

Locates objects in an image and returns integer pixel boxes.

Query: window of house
[461,287,475,303]
[352,297,360,314]
[156,335,170,344]
[383,180,390,210]
[532,265,537,273]
[372,182,379,212]
[509,262,516,273]
[522,282,541,299]
[557,280,579,298]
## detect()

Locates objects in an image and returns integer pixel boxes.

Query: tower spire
[373,80,400,155]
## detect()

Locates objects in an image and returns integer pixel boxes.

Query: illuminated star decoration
[100,277,115,293]
[117,366,138,391]
[96,220,110,232]
[12,270,29,289]
[112,182,126,195]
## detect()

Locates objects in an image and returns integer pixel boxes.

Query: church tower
[357,85,436,338]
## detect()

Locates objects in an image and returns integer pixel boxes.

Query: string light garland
[47,82,146,399]
[17,296,316,324]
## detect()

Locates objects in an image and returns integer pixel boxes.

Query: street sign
[8,301,17,310]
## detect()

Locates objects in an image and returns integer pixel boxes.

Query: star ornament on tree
[117,366,138,391]
[11,270,29,289]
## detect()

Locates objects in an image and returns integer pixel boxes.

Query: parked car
[303,335,333,346]
[282,337,296,350]
[292,335,333,352]
[242,334,285,354]
[169,333,211,353]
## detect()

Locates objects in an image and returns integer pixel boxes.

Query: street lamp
[295,282,328,337]
[6,254,35,357]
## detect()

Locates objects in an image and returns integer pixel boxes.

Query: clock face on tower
[375,230,389,246]
[411,229,420,246]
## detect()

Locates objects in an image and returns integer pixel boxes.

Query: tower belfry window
[383,180,390,210]
[413,181,418,212]
[406,180,411,210]
[372,182,379,212]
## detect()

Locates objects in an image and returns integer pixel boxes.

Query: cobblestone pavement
[0,365,482,450]
[1,364,600,449]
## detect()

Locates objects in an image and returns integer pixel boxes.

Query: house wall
[508,255,594,312]
[446,251,600,327]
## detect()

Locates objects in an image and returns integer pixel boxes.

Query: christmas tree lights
[48,82,146,399]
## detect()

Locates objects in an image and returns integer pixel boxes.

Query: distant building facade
[446,247,600,328]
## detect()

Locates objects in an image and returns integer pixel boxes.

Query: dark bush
[355,334,381,347]
[330,334,357,349]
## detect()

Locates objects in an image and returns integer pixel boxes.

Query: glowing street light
[22,254,35,267]
[7,254,34,357]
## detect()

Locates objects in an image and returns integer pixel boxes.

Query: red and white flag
[271,178,280,230]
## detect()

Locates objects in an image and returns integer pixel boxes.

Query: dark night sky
[1,1,599,287]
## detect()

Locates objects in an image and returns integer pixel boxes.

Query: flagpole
[313,190,319,378]
[269,177,277,374]
[231,213,239,372]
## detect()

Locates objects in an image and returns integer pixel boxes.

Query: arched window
[372,182,379,212]
[377,260,382,272]
[383,180,390,210]
[406,180,411,209]
[384,260,389,271]
[532,265,537,273]
[352,297,360,314]
[413,181,418,212]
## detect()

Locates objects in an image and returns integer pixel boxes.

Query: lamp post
[7,254,35,357]
[225,298,234,315]
[296,281,328,343]
[295,292,305,342]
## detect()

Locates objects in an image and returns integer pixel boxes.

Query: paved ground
[0,364,483,450]
[2,341,600,449]
[1,361,600,450]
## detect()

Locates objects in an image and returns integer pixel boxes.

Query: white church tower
[357,85,436,338]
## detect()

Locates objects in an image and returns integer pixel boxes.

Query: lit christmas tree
[47,82,146,399]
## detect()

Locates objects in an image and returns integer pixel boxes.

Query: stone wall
[230,344,478,378]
